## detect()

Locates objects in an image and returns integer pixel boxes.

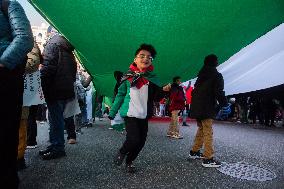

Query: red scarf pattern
[127,63,154,89]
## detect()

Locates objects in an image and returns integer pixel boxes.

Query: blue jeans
[182,109,188,123]
[47,100,68,152]
[81,103,88,124]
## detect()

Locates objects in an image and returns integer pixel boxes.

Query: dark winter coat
[40,34,77,103]
[190,65,227,120]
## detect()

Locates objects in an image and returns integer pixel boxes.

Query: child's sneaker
[126,163,136,173]
[202,158,221,168]
[188,150,204,159]
[114,151,126,166]
[26,144,37,149]
[166,132,172,137]
[171,134,183,139]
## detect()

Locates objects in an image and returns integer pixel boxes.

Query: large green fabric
[29,0,284,97]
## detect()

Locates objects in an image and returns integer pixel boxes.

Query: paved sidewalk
[19,119,284,189]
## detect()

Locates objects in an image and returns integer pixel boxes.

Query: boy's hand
[163,83,171,91]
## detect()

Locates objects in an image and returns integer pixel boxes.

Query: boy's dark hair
[204,54,218,67]
[173,76,181,83]
[135,44,157,59]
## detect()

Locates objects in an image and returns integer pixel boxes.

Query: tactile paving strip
[217,162,276,181]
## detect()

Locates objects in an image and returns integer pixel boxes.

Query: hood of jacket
[48,34,74,52]
[195,65,219,88]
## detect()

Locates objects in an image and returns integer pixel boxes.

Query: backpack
[75,79,86,105]
[25,43,42,74]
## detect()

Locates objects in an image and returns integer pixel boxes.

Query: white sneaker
[171,134,183,139]
[166,132,172,137]
[26,145,37,149]
[202,158,221,168]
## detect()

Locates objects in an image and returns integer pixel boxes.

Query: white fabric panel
[86,83,93,121]
[185,23,284,96]
[63,84,81,118]
[63,97,81,118]
[23,70,45,106]
[127,84,148,119]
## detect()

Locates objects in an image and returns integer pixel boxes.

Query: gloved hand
[108,116,114,120]
[221,104,231,115]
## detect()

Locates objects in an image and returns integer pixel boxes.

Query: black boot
[39,148,52,156]
[126,163,136,173]
[113,151,126,166]
[41,151,66,160]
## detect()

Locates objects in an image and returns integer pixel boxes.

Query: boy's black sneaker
[113,151,126,166]
[126,163,136,173]
[188,150,204,159]
[202,158,221,168]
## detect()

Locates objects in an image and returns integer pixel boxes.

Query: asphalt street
[19,119,284,189]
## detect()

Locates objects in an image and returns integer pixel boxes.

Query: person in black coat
[39,34,77,160]
[188,54,229,168]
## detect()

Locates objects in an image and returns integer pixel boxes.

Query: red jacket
[169,83,185,112]
[159,98,166,104]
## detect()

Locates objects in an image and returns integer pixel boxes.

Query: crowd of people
[1,1,283,188]
[216,89,284,127]
[154,83,284,129]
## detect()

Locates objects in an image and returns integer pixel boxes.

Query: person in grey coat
[0,0,33,187]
